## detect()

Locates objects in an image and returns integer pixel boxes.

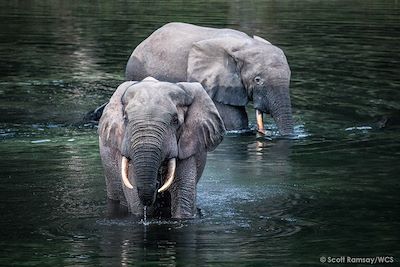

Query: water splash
[31,139,51,144]
[142,206,149,226]
[345,126,372,131]
[226,124,309,140]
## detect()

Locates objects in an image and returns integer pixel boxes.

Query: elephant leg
[170,156,198,219]
[103,161,123,201]
[214,101,248,131]
[99,139,125,201]
[106,198,128,218]
[122,160,143,216]
[99,139,142,215]
[122,186,142,215]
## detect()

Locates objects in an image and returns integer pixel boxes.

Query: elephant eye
[171,114,179,126]
[254,76,263,85]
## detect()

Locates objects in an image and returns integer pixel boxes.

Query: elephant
[98,77,225,219]
[125,22,294,136]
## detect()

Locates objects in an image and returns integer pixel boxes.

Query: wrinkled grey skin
[126,22,294,135]
[98,78,225,219]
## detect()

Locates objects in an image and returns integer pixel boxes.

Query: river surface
[0,0,399,266]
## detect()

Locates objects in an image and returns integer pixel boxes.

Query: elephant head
[187,36,294,136]
[99,78,225,208]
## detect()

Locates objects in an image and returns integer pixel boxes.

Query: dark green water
[1,0,399,266]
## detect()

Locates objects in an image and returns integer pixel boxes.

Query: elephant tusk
[121,156,134,189]
[256,109,265,134]
[158,158,176,193]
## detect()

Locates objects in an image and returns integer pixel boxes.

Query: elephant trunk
[133,147,161,206]
[127,121,165,206]
[272,85,294,135]
[255,83,295,136]
[272,104,294,136]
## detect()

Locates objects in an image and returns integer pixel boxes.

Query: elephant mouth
[121,156,176,193]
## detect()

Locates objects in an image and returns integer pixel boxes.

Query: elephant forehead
[247,44,287,63]
[125,101,176,121]
[241,49,288,74]
[124,82,183,103]
[266,50,288,65]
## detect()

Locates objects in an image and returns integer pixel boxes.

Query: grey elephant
[125,22,294,136]
[98,77,225,219]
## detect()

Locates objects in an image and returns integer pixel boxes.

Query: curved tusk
[256,109,265,134]
[158,158,176,193]
[121,156,134,189]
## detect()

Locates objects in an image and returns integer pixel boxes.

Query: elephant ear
[187,37,250,106]
[98,81,137,149]
[176,82,226,159]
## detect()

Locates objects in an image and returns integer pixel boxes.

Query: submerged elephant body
[99,78,225,218]
[126,22,294,135]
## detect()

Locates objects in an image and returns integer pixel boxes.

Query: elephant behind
[126,22,294,136]
[98,77,225,219]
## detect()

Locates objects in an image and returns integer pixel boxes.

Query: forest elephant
[126,22,294,136]
[98,77,225,219]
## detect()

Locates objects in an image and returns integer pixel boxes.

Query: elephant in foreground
[98,77,225,219]
[126,22,294,136]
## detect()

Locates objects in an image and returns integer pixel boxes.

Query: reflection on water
[0,0,399,266]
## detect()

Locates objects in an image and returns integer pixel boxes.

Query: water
[0,0,399,266]
[143,206,148,226]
